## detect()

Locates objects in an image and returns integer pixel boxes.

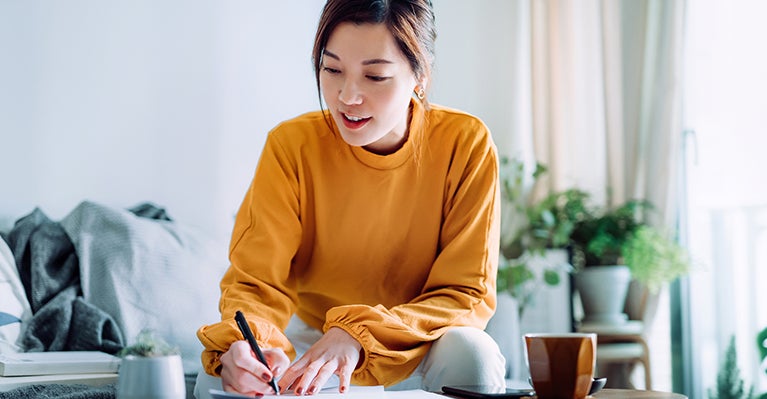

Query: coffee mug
[524,333,597,399]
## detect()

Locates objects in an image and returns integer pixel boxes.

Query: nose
[338,79,363,105]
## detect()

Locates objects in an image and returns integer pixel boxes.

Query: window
[681,0,767,396]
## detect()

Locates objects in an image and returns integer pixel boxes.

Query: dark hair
[312,0,436,109]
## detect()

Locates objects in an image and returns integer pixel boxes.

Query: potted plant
[568,197,691,325]
[116,329,186,399]
[497,157,585,316]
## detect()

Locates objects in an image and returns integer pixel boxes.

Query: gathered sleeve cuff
[197,313,296,377]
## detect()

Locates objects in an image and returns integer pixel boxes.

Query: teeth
[345,114,364,122]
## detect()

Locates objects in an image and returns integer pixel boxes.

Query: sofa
[0,201,230,397]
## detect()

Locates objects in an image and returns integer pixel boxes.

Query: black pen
[234,310,280,395]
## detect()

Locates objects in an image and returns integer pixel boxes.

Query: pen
[234,310,280,395]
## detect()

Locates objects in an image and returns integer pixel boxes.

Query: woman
[196,0,506,397]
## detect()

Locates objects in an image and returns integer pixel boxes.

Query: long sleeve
[197,129,304,375]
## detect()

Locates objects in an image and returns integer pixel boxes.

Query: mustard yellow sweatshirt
[197,99,500,387]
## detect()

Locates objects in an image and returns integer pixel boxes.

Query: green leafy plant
[757,327,767,399]
[567,197,691,292]
[497,157,578,315]
[498,156,547,260]
[621,225,691,292]
[709,335,754,399]
[569,199,652,267]
[499,158,589,260]
[117,329,180,358]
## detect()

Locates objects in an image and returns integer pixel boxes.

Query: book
[0,351,120,377]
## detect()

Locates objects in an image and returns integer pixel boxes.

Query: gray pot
[116,355,185,399]
[574,265,631,325]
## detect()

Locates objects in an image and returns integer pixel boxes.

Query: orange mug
[524,333,597,399]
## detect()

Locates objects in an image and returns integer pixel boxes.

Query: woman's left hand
[278,326,362,395]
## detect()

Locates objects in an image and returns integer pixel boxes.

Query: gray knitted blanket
[0,383,115,399]
[5,208,124,353]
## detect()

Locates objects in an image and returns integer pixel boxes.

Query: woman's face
[320,22,420,154]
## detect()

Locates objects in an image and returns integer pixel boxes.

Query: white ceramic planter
[574,265,632,325]
[116,355,186,399]
[485,292,520,379]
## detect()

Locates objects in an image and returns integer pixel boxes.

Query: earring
[415,86,425,100]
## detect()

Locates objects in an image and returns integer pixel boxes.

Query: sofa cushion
[0,236,32,354]
[59,201,229,374]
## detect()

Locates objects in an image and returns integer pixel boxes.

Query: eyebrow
[323,50,394,65]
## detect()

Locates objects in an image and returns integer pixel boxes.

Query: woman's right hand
[220,340,290,396]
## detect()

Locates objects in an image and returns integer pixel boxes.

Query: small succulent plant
[117,329,180,357]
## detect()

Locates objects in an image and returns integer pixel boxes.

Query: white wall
[0,1,525,239]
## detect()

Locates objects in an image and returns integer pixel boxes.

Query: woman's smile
[341,112,372,129]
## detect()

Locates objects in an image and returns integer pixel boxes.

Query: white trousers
[194,316,506,398]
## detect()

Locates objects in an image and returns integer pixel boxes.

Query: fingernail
[295,387,303,395]
[262,373,271,382]
[340,385,347,393]
[307,386,316,395]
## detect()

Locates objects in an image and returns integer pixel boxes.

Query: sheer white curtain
[500,0,686,391]
[525,0,685,227]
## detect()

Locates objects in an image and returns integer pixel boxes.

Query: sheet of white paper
[209,385,389,399]
[208,389,252,399]
[385,390,445,398]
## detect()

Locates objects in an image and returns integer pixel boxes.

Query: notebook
[0,351,120,377]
